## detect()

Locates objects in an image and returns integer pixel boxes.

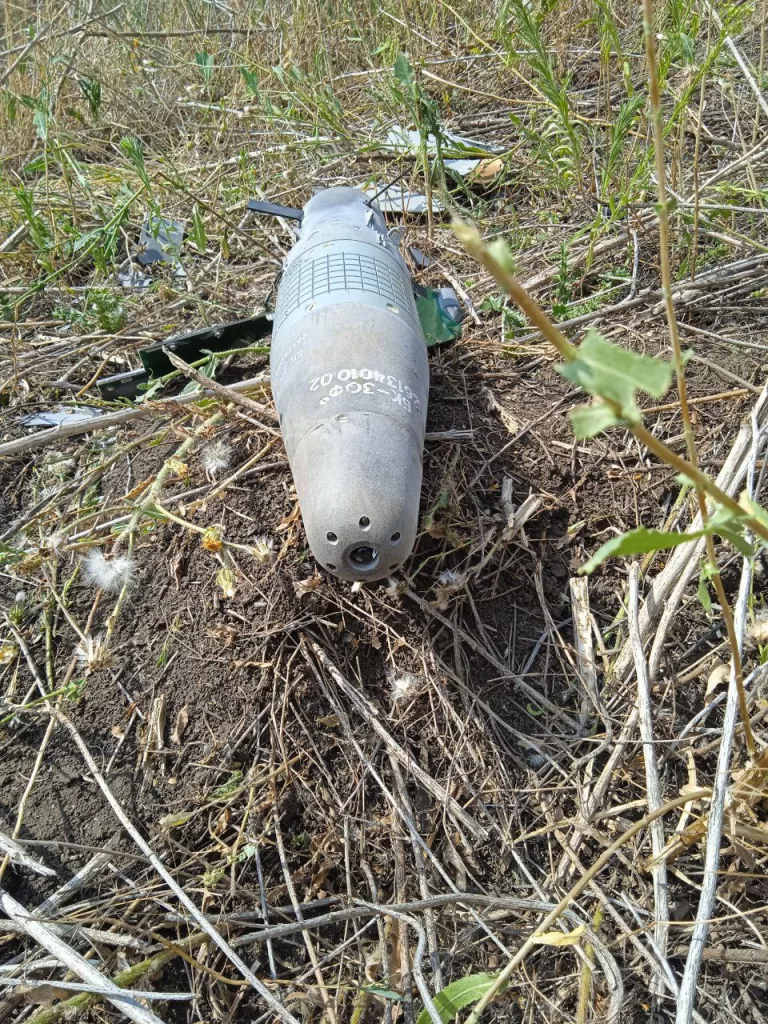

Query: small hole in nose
[326,563,336,571]
[326,532,338,543]
[359,516,370,529]
[390,532,401,543]
[389,564,399,570]
[349,545,379,572]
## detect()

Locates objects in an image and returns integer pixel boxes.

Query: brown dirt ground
[1,226,767,1020]
[1,324,761,844]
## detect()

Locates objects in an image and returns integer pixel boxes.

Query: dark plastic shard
[96,314,272,400]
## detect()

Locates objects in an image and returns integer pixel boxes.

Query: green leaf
[394,52,414,87]
[195,51,215,84]
[136,377,167,402]
[119,136,150,189]
[697,574,712,613]
[581,525,711,574]
[581,509,753,573]
[33,108,48,141]
[709,506,753,556]
[569,401,623,438]
[78,77,101,118]
[416,974,505,1024]
[696,559,720,615]
[557,329,673,422]
[213,770,243,799]
[190,203,207,253]
[240,67,259,96]
[362,986,405,1002]
[739,494,768,532]
[72,227,102,252]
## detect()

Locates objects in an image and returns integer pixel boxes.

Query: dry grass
[2,1,768,1023]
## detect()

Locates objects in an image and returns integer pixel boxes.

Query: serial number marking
[309,367,422,414]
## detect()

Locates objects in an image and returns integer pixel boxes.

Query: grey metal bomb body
[270,187,429,582]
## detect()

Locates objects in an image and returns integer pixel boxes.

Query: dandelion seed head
[434,569,466,610]
[437,569,464,588]
[40,531,66,556]
[389,671,420,703]
[384,576,406,599]
[749,611,768,643]
[201,439,232,478]
[83,549,135,594]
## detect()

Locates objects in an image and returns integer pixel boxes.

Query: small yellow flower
[0,641,18,665]
[167,457,189,480]
[202,528,223,552]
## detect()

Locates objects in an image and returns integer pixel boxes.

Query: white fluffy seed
[83,549,135,594]
[201,440,232,478]
[389,671,421,702]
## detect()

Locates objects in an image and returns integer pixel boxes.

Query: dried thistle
[294,575,322,597]
[76,634,115,673]
[166,456,190,480]
[384,576,407,599]
[749,612,768,644]
[216,566,236,598]
[525,750,548,770]
[251,535,274,563]
[0,640,18,666]
[39,531,67,557]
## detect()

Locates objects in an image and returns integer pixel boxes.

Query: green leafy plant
[416,974,506,1024]
[13,183,50,260]
[455,221,768,550]
[479,294,527,335]
[240,67,259,96]
[392,53,446,232]
[582,508,752,574]
[119,136,150,190]
[89,289,124,333]
[558,328,674,434]
[78,77,101,118]
[600,95,645,207]
[195,51,215,85]
[498,0,583,187]
[189,203,207,253]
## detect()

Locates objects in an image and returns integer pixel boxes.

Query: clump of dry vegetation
[2,1,768,1022]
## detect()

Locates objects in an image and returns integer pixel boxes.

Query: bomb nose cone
[289,410,422,582]
[269,186,429,583]
[349,545,378,570]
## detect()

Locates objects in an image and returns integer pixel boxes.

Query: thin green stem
[452,219,768,548]
[642,0,755,758]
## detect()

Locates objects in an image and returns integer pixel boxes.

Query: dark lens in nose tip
[349,545,379,570]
